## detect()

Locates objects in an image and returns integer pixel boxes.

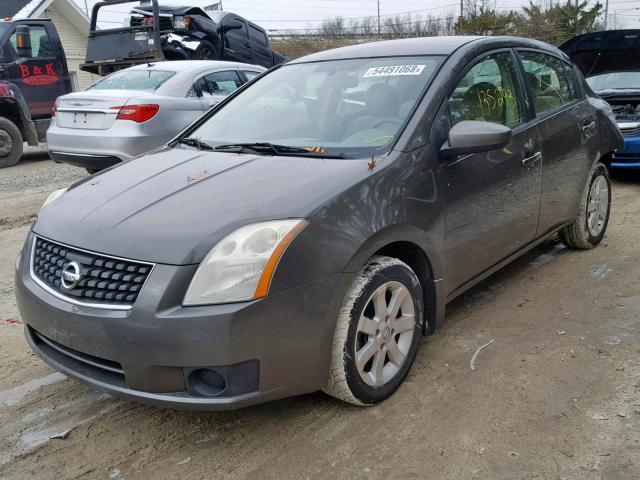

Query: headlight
[183,219,308,306]
[40,188,68,211]
[173,15,191,30]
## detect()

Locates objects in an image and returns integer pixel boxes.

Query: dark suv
[82,0,286,75]
[131,6,287,67]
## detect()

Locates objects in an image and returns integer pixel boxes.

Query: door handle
[582,121,596,133]
[522,151,542,168]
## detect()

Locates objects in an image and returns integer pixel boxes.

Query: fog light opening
[188,368,227,397]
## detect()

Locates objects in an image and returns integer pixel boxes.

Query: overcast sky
[75,0,639,32]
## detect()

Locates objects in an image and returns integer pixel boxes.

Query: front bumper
[610,136,640,168]
[16,232,348,410]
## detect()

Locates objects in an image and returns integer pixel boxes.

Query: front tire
[324,256,423,406]
[194,40,217,60]
[559,162,611,249]
[0,117,23,168]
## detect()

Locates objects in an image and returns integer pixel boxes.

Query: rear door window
[448,52,525,128]
[518,51,573,116]
[88,70,174,92]
[194,70,243,97]
[563,62,581,101]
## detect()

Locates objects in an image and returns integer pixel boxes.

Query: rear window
[87,70,174,92]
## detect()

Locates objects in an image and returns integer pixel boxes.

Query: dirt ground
[1,155,640,480]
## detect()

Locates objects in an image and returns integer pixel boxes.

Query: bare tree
[320,16,346,37]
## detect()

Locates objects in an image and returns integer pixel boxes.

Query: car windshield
[207,11,226,22]
[87,69,174,92]
[587,72,640,91]
[186,56,443,158]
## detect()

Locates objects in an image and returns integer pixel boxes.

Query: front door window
[448,52,525,129]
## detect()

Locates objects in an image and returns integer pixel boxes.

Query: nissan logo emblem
[61,261,81,290]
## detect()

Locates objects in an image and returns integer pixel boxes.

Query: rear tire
[0,117,23,168]
[323,256,423,406]
[559,162,611,249]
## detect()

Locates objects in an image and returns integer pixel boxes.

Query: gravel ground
[0,149,86,194]
[0,153,86,310]
[1,159,640,479]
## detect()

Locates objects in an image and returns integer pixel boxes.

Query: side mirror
[441,120,512,158]
[221,20,243,33]
[15,25,33,59]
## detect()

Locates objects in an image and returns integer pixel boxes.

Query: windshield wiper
[175,137,214,150]
[214,142,351,159]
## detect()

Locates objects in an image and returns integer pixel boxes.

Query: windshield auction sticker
[363,65,426,77]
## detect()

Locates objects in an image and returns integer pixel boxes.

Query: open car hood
[559,29,640,78]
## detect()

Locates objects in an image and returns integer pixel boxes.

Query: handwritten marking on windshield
[364,134,395,149]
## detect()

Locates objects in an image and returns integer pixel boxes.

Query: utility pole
[460,0,464,23]
[604,0,609,29]
[377,0,381,35]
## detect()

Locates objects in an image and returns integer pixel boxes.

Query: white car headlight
[40,188,68,211]
[183,219,308,306]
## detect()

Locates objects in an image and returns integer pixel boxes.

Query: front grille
[31,236,153,308]
[30,327,127,388]
[130,14,173,31]
[620,126,640,137]
[32,328,124,375]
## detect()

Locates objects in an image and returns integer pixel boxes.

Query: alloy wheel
[0,129,12,158]
[354,281,415,387]
[587,175,609,237]
[197,47,213,60]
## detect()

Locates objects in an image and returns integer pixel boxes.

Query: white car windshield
[587,71,640,91]
[188,56,443,158]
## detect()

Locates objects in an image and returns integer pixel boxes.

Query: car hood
[559,29,640,77]
[33,147,370,265]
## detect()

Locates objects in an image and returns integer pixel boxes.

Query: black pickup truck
[82,0,287,75]
[0,19,72,167]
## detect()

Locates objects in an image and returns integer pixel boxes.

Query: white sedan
[47,60,264,172]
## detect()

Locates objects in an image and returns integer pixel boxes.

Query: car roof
[126,60,266,75]
[289,37,483,63]
[289,36,568,64]
[112,61,265,96]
